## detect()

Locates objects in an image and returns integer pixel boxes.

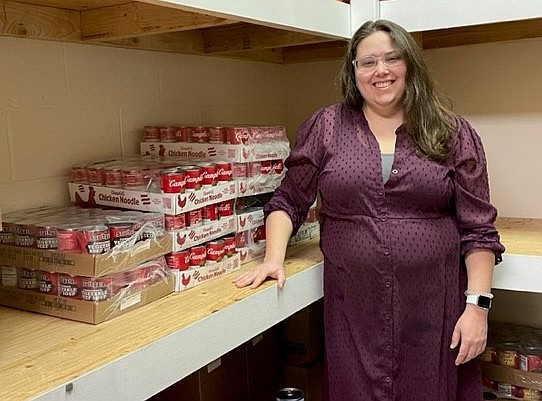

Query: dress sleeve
[264,107,328,235]
[452,116,505,264]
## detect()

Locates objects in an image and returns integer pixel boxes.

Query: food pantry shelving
[0,219,541,401]
[1,0,542,400]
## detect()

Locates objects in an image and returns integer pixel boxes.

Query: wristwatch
[465,294,492,310]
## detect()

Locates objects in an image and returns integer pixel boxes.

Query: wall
[424,37,542,219]
[0,37,288,214]
[1,36,541,219]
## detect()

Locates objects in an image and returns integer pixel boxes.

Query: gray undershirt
[381,153,394,183]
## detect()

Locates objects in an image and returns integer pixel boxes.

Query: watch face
[478,295,492,309]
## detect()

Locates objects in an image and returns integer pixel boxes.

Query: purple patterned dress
[264,103,505,401]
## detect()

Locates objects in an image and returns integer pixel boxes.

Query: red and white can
[189,126,210,143]
[260,160,272,175]
[183,166,202,191]
[252,226,266,243]
[164,213,187,231]
[59,274,82,299]
[81,276,112,301]
[57,223,82,253]
[273,159,285,175]
[161,168,186,193]
[209,127,226,144]
[122,166,146,189]
[248,161,262,177]
[206,240,224,263]
[107,221,135,248]
[187,208,203,227]
[34,223,58,250]
[166,250,190,271]
[202,204,219,223]
[216,162,233,182]
[80,225,111,254]
[189,245,207,267]
[201,163,218,187]
[144,126,159,142]
[39,271,58,295]
[520,347,542,372]
[233,163,248,178]
[226,127,250,144]
[172,125,189,142]
[71,165,89,183]
[235,230,249,248]
[104,166,123,187]
[87,166,105,185]
[218,200,234,217]
[222,235,236,257]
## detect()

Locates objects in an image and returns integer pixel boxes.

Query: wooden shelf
[0,218,540,400]
[0,238,324,401]
[493,218,542,294]
[0,0,350,63]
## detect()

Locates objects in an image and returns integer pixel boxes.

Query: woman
[233,19,504,400]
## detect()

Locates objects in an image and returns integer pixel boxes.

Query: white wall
[0,35,541,219]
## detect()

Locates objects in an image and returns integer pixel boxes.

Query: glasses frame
[352,51,403,71]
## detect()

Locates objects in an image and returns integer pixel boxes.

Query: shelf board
[0,0,350,63]
[0,239,323,401]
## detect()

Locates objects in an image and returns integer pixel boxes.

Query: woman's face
[353,31,407,116]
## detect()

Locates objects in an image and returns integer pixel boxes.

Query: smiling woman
[234,19,505,401]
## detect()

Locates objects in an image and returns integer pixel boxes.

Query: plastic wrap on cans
[276,388,305,401]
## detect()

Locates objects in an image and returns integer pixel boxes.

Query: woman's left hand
[450,305,489,365]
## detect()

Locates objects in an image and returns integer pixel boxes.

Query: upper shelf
[2,1,542,62]
[0,0,351,63]
[352,0,542,50]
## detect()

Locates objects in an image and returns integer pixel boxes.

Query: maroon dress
[264,103,505,401]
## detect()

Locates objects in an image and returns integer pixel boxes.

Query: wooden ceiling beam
[420,18,542,49]
[202,23,335,54]
[282,40,347,63]
[81,1,235,41]
[0,0,81,41]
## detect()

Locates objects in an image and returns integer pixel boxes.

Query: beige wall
[424,38,542,219]
[0,36,540,219]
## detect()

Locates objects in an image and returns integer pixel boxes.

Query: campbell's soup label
[39,271,58,295]
[18,268,39,290]
[59,274,82,299]
[81,277,112,302]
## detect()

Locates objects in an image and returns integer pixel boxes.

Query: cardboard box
[69,181,237,215]
[281,299,324,366]
[141,141,290,163]
[0,275,174,324]
[246,325,281,400]
[481,362,542,391]
[0,235,172,277]
[282,359,324,401]
[289,222,319,247]
[237,176,283,197]
[170,252,241,292]
[170,215,236,252]
[148,344,249,401]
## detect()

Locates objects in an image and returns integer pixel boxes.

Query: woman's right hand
[232,261,286,289]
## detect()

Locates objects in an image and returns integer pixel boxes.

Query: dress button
[381,217,387,222]
[385,376,392,383]
[383,248,390,255]
[391,169,398,175]
[384,314,391,320]
[385,281,391,288]
[378,190,384,196]
[384,344,391,351]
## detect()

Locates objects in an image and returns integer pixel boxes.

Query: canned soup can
[276,387,304,401]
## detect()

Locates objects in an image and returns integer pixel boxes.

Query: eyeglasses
[352,51,403,71]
